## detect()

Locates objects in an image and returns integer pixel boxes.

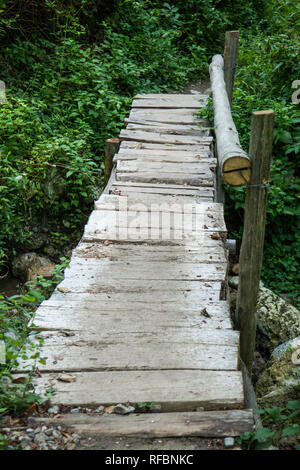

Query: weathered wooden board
[85,209,226,232]
[134,93,207,99]
[29,410,254,437]
[29,370,244,410]
[116,160,215,174]
[127,120,208,129]
[126,123,211,136]
[60,258,227,286]
[114,152,213,163]
[132,94,207,108]
[82,227,223,243]
[120,129,213,146]
[19,335,239,372]
[73,241,227,262]
[51,278,226,298]
[94,195,221,214]
[109,184,214,199]
[128,108,203,125]
[119,140,211,151]
[116,172,213,187]
[32,303,233,332]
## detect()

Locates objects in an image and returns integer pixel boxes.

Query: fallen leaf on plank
[104,405,115,414]
[57,374,76,383]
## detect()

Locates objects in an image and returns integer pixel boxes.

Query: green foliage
[223,26,300,305]
[238,401,300,450]
[0,258,69,416]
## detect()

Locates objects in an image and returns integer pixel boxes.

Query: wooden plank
[29,410,254,437]
[116,172,214,187]
[32,327,239,346]
[61,258,227,283]
[19,335,239,372]
[114,152,213,163]
[134,93,207,99]
[73,241,226,262]
[32,303,233,332]
[132,95,207,108]
[116,160,215,174]
[84,209,226,233]
[119,140,211,151]
[126,123,210,136]
[82,226,223,243]
[109,181,214,198]
[120,129,213,146]
[29,370,245,410]
[83,209,226,240]
[51,279,226,299]
[128,108,203,125]
[110,189,214,201]
[94,195,222,214]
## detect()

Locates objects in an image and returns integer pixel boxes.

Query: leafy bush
[0,258,69,416]
[238,400,300,450]
[224,27,300,305]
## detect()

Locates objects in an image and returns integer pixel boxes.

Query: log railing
[210,32,274,372]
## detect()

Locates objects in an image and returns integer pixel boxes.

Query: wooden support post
[224,31,239,106]
[236,110,274,372]
[104,138,120,187]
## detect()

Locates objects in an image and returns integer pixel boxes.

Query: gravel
[1,424,81,450]
[114,404,135,415]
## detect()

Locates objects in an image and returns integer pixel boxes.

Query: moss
[256,348,300,408]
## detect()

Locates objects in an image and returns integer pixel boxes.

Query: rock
[70,407,81,414]
[52,430,61,439]
[256,343,300,408]
[94,405,104,413]
[257,286,300,350]
[22,230,45,251]
[48,405,60,414]
[228,276,300,353]
[114,404,135,415]
[224,437,235,447]
[12,253,54,282]
[34,432,47,446]
[272,336,300,361]
[26,428,35,435]
[18,435,31,443]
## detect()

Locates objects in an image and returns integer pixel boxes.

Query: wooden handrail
[209,54,251,187]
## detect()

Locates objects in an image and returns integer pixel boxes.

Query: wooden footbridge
[22,33,275,440]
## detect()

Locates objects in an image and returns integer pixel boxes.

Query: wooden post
[224,31,239,106]
[104,138,120,187]
[236,110,274,372]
